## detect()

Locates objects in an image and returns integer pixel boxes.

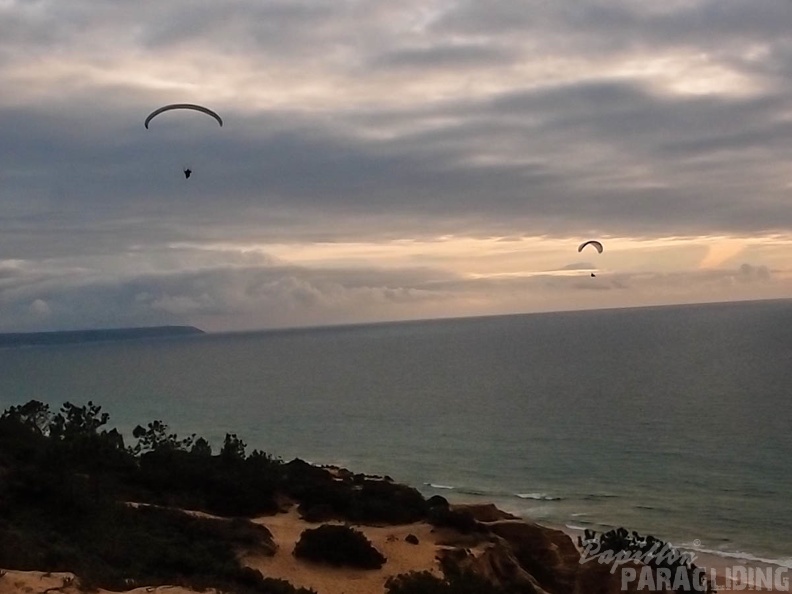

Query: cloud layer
[2,0,792,330]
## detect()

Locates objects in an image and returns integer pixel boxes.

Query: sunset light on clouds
[3,0,792,331]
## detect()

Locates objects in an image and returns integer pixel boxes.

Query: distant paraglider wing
[578,240,604,254]
[144,104,223,129]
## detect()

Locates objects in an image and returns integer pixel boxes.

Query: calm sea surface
[1,300,791,565]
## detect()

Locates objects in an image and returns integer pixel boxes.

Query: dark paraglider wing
[144,104,223,129]
[577,240,604,254]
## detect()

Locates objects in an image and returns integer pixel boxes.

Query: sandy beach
[0,506,467,594]
[697,553,791,594]
[560,524,790,594]
[2,502,788,594]
[246,507,449,594]
[0,571,201,594]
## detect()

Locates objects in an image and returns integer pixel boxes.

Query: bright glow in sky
[2,0,792,332]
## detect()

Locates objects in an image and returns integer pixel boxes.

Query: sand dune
[0,507,458,594]
[0,570,200,594]
[2,505,788,594]
[246,507,450,594]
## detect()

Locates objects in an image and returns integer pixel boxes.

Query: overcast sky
[2,0,792,332]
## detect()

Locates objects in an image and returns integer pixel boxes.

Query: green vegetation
[295,471,428,525]
[579,528,714,594]
[426,506,481,534]
[384,569,515,594]
[0,399,425,592]
[293,524,386,569]
[1,399,703,594]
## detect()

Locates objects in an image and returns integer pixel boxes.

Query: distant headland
[0,325,205,347]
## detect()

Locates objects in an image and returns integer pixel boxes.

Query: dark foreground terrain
[0,400,711,594]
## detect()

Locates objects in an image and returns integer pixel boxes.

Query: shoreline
[420,485,790,593]
[1,485,789,593]
[554,524,790,593]
[556,522,792,569]
[419,484,791,579]
[2,396,788,594]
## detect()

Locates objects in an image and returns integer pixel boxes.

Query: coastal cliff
[0,400,764,594]
[0,325,204,347]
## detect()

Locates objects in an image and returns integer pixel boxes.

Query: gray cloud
[369,43,516,70]
[431,1,792,57]
[2,0,792,330]
[0,258,459,332]
[0,243,785,332]
[5,73,792,252]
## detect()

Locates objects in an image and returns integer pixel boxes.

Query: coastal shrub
[132,448,280,516]
[2,400,402,525]
[0,399,304,593]
[48,401,109,441]
[385,570,513,594]
[427,494,449,509]
[351,480,428,524]
[426,507,480,534]
[0,409,50,466]
[130,420,197,455]
[248,447,281,468]
[295,477,428,525]
[0,485,311,594]
[221,433,247,462]
[386,571,447,594]
[121,419,281,516]
[294,524,386,569]
[3,399,458,590]
[300,503,336,523]
[283,459,337,499]
[579,528,714,594]
[0,400,52,435]
[44,402,132,475]
[11,401,132,477]
[191,436,212,457]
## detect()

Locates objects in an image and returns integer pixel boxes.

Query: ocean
[1,299,791,567]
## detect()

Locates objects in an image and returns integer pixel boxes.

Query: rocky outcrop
[451,503,519,522]
[437,518,674,594]
[439,543,551,593]
[574,558,664,594]
[488,521,579,593]
[427,494,450,509]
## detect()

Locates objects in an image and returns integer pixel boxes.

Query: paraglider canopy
[578,240,604,254]
[144,104,223,129]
